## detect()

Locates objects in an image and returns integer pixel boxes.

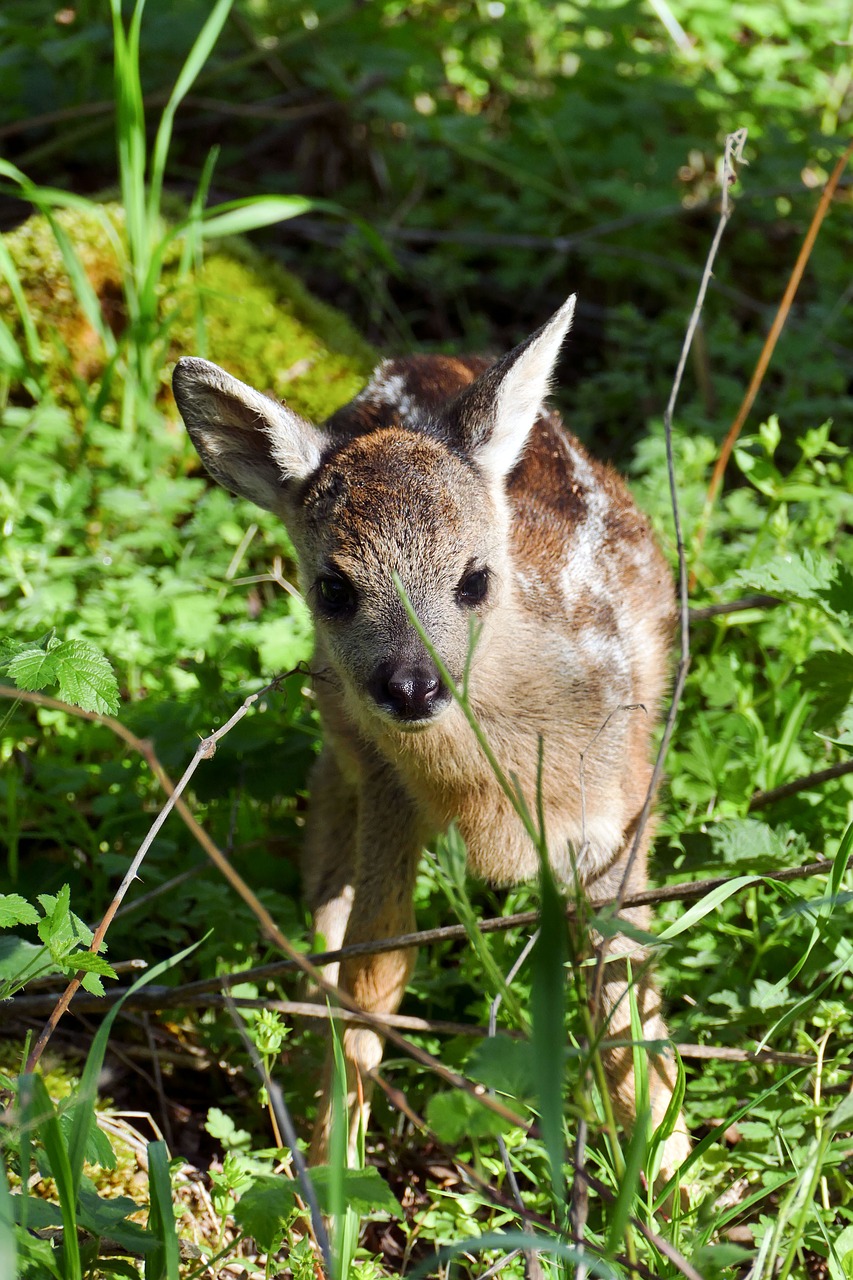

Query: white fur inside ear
[174,358,325,510]
[476,294,576,481]
[263,397,323,481]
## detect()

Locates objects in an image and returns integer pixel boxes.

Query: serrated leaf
[52,640,120,715]
[425,1089,508,1144]
[65,951,116,978]
[467,1038,537,1102]
[6,647,60,691]
[709,818,789,869]
[731,549,832,601]
[80,972,106,996]
[205,1107,252,1151]
[0,936,52,987]
[4,638,120,714]
[309,1165,401,1216]
[232,1175,298,1252]
[0,638,28,668]
[0,895,40,928]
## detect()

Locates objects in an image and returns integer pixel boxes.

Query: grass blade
[67,938,202,1188]
[109,0,148,290]
[531,852,567,1207]
[197,195,317,239]
[26,1075,81,1280]
[145,1140,180,1280]
[147,0,235,226]
[0,1153,18,1280]
[0,234,42,369]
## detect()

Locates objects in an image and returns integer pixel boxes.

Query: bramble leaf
[5,637,120,714]
[0,894,40,928]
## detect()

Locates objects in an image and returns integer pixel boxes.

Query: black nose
[371,663,446,720]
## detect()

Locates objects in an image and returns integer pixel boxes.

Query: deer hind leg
[309,769,425,1166]
[594,906,691,1188]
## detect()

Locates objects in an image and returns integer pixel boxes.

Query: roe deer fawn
[173,295,690,1186]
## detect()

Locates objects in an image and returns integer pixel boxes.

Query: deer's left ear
[449,295,576,483]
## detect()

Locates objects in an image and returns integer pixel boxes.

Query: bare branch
[688,594,781,621]
[20,673,294,1073]
[748,761,853,811]
[8,855,828,1017]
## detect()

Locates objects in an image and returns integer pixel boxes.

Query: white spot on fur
[356,364,420,425]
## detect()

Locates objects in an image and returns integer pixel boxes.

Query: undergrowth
[1,1,852,1278]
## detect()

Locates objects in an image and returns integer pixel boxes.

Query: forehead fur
[300,428,488,559]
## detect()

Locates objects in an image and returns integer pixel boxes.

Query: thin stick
[22,674,290,1073]
[748,760,853,811]
[579,128,746,1238]
[222,992,332,1278]
[688,594,780,621]
[695,137,853,564]
[588,128,747,1012]
[612,127,749,921]
[11,856,827,1008]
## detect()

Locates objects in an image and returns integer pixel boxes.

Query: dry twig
[694,136,853,570]
[580,125,747,1253]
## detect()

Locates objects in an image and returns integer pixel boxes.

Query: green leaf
[709,818,790,870]
[64,951,117,979]
[37,886,94,955]
[66,937,204,1191]
[145,1141,180,1280]
[5,638,119,715]
[0,895,39,928]
[23,1076,81,1280]
[232,1175,299,1252]
[657,875,760,940]
[308,1166,401,1217]
[53,641,120,715]
[197,195,316,238]
[233,1166,400,1255]
[0,1157,18,1280]
[204,1107,252,1152]
[828,1091,853,1132]
[425,1089,509,1144]
[467,1038,537,1102]
[6,646,60,692]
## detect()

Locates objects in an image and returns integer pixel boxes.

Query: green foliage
[0,883,117,1000]
[1,0,853,1276]
[1,945,201,1280]
[1,633,119,717]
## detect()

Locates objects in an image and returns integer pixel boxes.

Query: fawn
[173,295,690,1185]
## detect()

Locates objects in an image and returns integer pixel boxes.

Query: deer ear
[172,358,326,513]
[449,295,576,483]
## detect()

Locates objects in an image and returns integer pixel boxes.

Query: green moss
[1,203,376,426]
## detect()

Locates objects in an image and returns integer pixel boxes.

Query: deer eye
[456,567,490,608]
[316,572,357,616]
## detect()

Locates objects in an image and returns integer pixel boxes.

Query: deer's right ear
[172,358,325,513]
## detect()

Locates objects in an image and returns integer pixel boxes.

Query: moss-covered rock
[0,203,376,426]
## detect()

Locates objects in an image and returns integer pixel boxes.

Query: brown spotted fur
[172,298,691,1189]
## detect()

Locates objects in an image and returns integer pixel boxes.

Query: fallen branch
[8,856,829,1015]
[8,986,840,1074]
